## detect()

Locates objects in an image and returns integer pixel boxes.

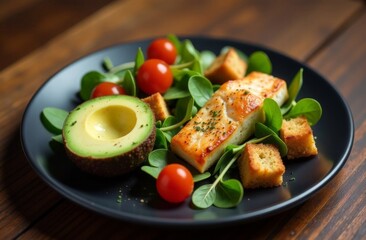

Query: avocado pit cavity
[86,105,137,140]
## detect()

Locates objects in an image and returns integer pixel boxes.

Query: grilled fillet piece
[170,72,288,173]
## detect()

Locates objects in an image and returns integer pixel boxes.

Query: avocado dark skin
[64,125,156,177]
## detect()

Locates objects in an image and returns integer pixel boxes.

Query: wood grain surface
[0,0,365,239]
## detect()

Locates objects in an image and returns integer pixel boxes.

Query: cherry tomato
[137,59,173,95]
[156,163,194,203]
[147,38,177,65]
[91,82,125,99]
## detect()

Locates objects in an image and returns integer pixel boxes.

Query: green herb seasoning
[116,188,123,203]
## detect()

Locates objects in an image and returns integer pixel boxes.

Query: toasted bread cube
[238,143,285,189]
[280,116,318,159]
[204,48,246,84]
[141,92,170,121]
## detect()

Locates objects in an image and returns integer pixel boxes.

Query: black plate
[21,36,354,227]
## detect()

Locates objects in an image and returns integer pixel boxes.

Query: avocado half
[62,95,156,177]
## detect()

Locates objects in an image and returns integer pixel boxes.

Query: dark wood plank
[208,0,363,62]
[305,11,366,240]
[0,0,41,21]
[0,129,63,239]
[17,198,299,239]
[0,0,116,70]
[272,10,366,239]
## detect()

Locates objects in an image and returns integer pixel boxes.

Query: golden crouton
[141,92,170,121]
[238,143,285,189]
[280,116,318,159]
[204,48,247,84]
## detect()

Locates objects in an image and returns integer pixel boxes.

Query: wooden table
[1,0,365,239]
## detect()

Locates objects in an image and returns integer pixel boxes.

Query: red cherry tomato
[91,82,125,99]
[137,59,173,95]
[147,38,177,65]
[156,164,194,203]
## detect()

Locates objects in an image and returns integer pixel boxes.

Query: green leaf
[175,96,193,122]
[122,70,137,96]
[167,34,181,56]
[179,40,203,74]
[188,75,213,107]
[164,70,193,100]
[171,68,188,81]
[193,149,242,209]
[103,57,114,71]
[255,122,288,157]
[191,59,203,74]
[160,116,179,142]
[281,68,303,115]
[133,47,144,75]
[155,120,162,128]
[263,98,283,132]
[213,84,221,92]
[161,131,174,143]
[51,134,63,144]
[180,39,200,62]
[213,148,235,175]
[109,62,134,75]
[193,172,211,183]
[246,51,272,75]
[160,97,194,131]
[288,68,303,101]
[163,86,190,100]
[141,166,161,179]
[154,128,168,149]
[173,68,200,80]
[148,149,169,168]
[214,179,244,208]
[80,71,108,100]
[200,50,216,71]
[162,116,177,128]
[41,107,69,134]
[285,98,322,126]
[113,69,127,80]
[192,184,216,209]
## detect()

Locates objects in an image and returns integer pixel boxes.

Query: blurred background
[2,0,364,72]
[0,0,115,70]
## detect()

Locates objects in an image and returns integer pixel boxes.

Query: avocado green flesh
[62,95,156,176]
